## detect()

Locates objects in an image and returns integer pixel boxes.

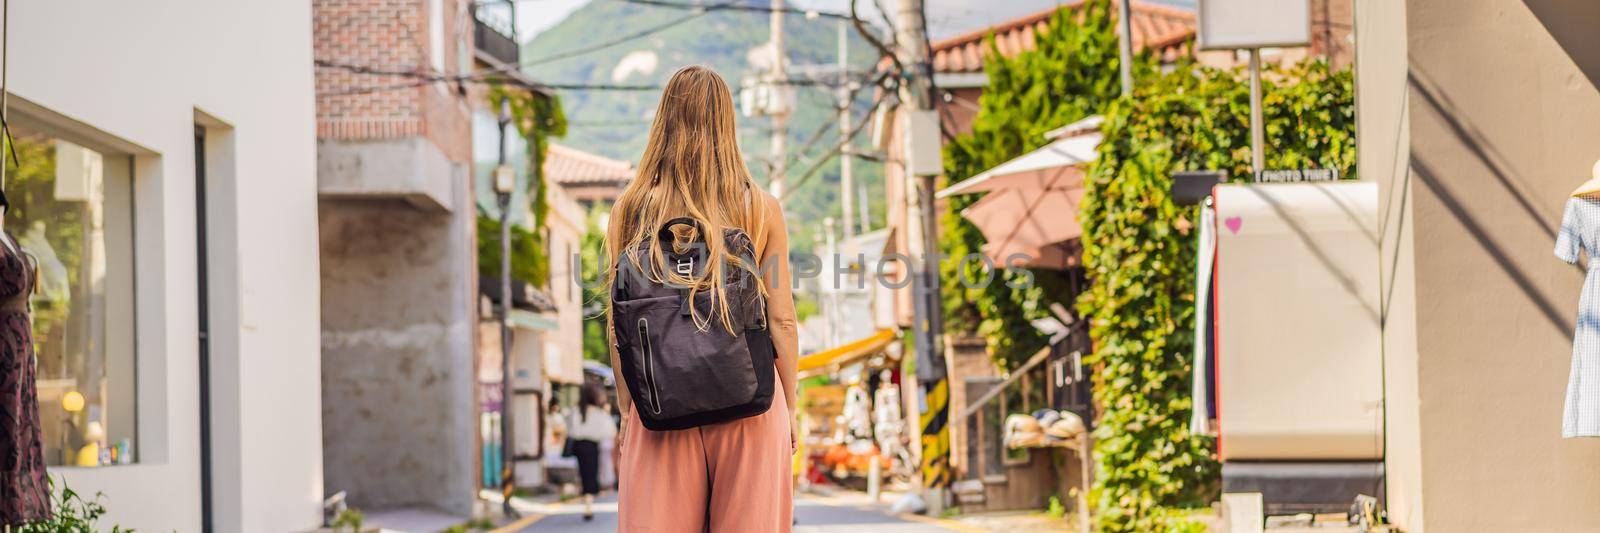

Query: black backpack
[610,217,775,431]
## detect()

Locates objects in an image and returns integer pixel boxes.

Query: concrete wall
[319,193,477,516]
[1360,0,1600,530]
[1353,0,1422,526]
[6,1,324,531]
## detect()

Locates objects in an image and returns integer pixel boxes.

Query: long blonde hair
[605,65,768,333]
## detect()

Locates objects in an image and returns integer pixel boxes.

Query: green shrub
[16,476,133,532]
[329,508,364,533]
[477,211,549,285]
[1076,59,1354,531]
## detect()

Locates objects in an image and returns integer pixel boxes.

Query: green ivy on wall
[477,211,547,285]
[938,0,1139,371]
[480,83,568,286]
[1077,59,1355,531]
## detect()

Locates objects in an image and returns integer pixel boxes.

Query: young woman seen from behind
[606,65,800,532]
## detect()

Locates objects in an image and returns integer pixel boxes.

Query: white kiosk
[1209,181,1384,514]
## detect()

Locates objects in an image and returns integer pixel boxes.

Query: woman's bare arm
[759,194,800,430]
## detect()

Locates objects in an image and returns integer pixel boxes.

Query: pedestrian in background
[545,397,568,454]
[567,383,616,522]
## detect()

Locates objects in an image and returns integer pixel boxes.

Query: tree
[938,0,1133,370]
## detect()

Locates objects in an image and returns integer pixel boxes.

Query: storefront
[795,329,909,490]
[6,1,323,530]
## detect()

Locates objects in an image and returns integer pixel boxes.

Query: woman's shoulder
[754,188,782,214]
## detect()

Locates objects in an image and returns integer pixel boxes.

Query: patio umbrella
[939,116,1101,270]
[937,130,1101,198]
[958,164,1087,269]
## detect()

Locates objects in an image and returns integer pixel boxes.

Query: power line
[783,69,891,169]
[321,2,727,97]
[317,0,895,96]
[617,0,852,20]
[778,76,893,205]
[314,60,675,96]
[518,7,712,68]
[315,56,868,97]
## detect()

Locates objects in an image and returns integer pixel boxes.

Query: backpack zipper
[638,318,663,415]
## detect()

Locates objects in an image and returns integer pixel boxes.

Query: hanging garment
[1555,197,1600,437]
[1191,203,1217,436]
[0,231,50,524]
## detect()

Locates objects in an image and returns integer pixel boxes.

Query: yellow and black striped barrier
[919,379,950,489]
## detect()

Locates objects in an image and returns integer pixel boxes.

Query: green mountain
[523,0,887,250]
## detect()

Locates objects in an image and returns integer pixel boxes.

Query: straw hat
[1570,159,1600,198]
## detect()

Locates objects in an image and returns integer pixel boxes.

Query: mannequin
[0,154,49,523]
[1553,159,1600,438]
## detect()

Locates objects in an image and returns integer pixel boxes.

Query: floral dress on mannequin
[0,228,49,524]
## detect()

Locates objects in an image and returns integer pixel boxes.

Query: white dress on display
[1554,196,1600,437]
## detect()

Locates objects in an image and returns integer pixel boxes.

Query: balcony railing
[472,5,519,67]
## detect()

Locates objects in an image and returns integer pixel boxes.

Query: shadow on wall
[1523,0,1600,91]
[1410,155,1571,337]
[1405,66,1585,338]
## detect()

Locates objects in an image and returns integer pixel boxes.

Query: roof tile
[929,0,1197,73]
[544,144,635,187]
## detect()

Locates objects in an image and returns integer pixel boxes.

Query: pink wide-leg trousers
[617,397,793,532]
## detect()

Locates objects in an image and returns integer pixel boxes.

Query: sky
[511,0,1197,44]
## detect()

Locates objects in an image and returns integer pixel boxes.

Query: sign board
[1172,170,1228,206]
[1253,168,1340,183]
[902,110,944,177]
[1197,0,1311,50]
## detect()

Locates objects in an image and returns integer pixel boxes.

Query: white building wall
[6,1,322,531]
[546,185,587,384]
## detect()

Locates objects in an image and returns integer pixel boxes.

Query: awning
[508,309,559,331]
[797,329,898,377]
[582,360,615,387]
[479,277,558,313]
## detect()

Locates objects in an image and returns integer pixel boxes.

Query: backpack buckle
[676,258,693,275]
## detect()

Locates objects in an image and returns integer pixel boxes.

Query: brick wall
[1310,0,1355,70]
[314,0,473,163]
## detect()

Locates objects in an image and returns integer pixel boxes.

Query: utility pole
[768,0,788,197]
[858,180,870,236]
[837,19,855,239]
[1248,48,1264,173]
[894,0,951,510]
[823,217,841,348]
[1117,0,1134,96]
[493,100,518,519]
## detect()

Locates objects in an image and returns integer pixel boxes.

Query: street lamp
[494,98,518,518]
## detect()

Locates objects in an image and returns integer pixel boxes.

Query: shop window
[8,122,137,467]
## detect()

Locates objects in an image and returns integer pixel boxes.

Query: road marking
[895,512,989,533]
[489,512,545,533]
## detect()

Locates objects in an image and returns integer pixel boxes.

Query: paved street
[513,490,960,532]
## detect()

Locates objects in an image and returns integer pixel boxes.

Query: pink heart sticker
[1224,216,1242,234]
